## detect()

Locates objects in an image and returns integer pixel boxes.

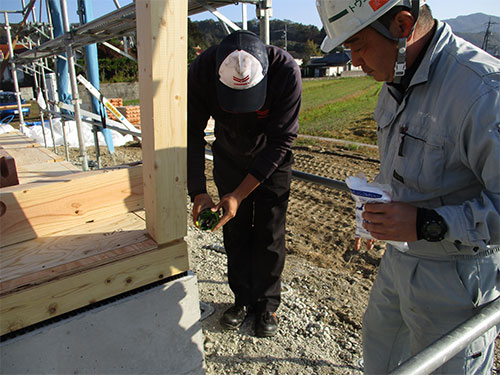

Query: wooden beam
[0,239,189,335]
[136,0,187,245]
[0,166,144,247]
[0,104,31,110]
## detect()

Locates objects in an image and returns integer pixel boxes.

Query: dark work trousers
[212,144,292,313]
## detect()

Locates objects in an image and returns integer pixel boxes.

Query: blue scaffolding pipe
[47,0,71,112]
[78,0,114,153]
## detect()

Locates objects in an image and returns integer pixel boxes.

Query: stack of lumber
[117,105,141,128]
[0,130,189,337]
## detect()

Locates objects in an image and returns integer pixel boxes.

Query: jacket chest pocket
[392,125,446,194]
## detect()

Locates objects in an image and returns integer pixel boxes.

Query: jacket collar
[409,20,451,88]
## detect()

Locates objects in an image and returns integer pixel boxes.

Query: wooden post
[136,0,188,244]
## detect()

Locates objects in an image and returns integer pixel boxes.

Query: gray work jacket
[374,21,500,259]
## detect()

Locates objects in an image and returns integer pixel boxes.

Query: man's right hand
[192,193,216,227]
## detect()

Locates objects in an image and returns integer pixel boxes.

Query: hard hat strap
[393,38,407,84]
[393,0,419,83]
[370,0,420,83]
[370,19,397,41]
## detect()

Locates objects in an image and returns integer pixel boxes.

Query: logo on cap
[218,50,265,90]
[232,75,250,86]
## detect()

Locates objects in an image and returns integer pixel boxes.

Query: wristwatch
[417,208,448,242]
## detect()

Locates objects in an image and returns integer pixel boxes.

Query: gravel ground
[186,220,371,375]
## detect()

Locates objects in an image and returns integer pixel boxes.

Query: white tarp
[0,119,134,149]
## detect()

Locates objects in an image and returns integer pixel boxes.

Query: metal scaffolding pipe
[40,70,57,149]
[390,298,500,375]
[34,38,57,150]
[292,169,349,192]
[205,149,349,193]
[32,65,48,148]
[201,2,240,33]
[262,9,270,45]
[242,3,247,30]
[42,1,59,153]
[257,0,271,44]
[59,0,88,171]
[4,12,26,133]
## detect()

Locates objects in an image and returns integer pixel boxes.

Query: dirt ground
[60,137,499,372]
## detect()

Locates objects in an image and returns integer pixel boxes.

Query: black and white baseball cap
[216,30,269,113]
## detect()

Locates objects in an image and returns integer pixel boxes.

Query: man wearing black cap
[188,30,302,337]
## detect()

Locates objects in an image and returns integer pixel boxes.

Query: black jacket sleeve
[187,47,216,200]
[249,46,302,182]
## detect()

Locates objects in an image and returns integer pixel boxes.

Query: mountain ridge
[189,12,500,62]
[443,12,500,34]
[443,13,500,56]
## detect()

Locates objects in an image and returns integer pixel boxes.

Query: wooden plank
[0,131,39,149]
[0,239,189,335]
[0,210,149,290]
[3,146,64,167]
[0,130,80,185]
[15,161,81,185]
[0,104,31,110]
[0,166,144,247]
[0,237,157,297]
[0,131,66,166]
[136,0,187,245]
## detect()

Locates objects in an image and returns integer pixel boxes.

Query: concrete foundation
[0,273,205,375]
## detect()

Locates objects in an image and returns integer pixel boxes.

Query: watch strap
[416,207,426,241]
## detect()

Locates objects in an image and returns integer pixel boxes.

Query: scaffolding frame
[2,0,272,170]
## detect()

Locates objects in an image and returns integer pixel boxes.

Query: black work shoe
[220,305,248,330]
[255,311,278,337]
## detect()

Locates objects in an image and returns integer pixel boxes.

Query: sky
[189,0,500,27]
[1,0,499,26]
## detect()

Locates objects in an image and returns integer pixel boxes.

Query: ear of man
[389,10,416,40]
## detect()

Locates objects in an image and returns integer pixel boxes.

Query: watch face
[426,222,443,236]
[424,221,445,241]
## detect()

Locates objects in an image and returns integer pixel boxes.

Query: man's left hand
[362,202,418,242]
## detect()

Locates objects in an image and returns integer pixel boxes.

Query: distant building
[304,50,363,78]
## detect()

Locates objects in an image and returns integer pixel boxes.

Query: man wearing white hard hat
[316,0,500,373]
[188,30,302,337]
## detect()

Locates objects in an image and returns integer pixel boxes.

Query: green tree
[301,39,321,67]
[188,19,208,64]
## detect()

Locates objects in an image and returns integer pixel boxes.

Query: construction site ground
[57,139,499,374]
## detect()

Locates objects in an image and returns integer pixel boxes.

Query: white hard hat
[317,0,425,52]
